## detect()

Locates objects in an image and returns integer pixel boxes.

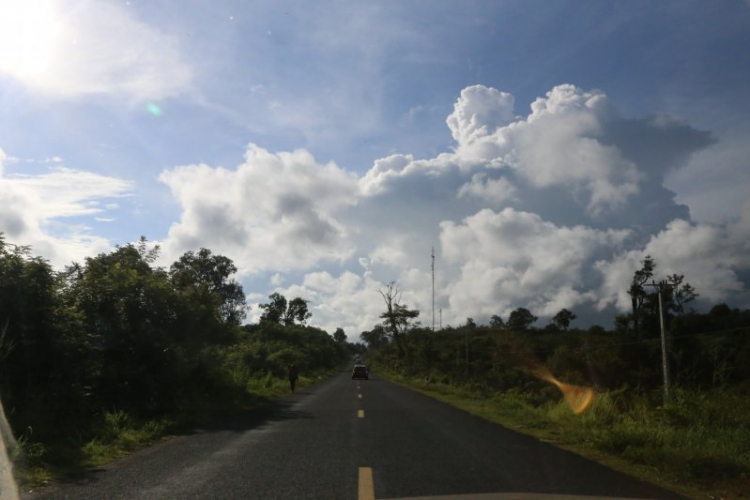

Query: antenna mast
[431,246,435,332]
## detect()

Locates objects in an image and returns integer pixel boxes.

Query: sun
[0,0,63,80]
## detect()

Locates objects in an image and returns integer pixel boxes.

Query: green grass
[13,410,177,487]
[559,389,750,489]
[382,371,750,500]
[81,411,173,467]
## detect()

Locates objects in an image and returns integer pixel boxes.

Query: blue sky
[1,0,749,336]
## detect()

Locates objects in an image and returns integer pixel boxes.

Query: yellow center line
[358,409,365,418]
[358,467,375,500]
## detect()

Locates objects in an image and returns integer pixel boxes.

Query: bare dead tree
[377,281,419,357]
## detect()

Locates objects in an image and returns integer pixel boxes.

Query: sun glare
[0,0,63,80]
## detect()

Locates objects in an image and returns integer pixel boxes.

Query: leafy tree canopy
[259,293,312,326]
[489,314,505,328]
[333,327,347,343]
[552,308,577,331]
[170,247,246,326]
[507,307,538,331]
[360,325,389,349]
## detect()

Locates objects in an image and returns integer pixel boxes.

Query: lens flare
[498,346,595,414]
[528,363,595,414]
[0,399,19,500]
[147,103,162,116]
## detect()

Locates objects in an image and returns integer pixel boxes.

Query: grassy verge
[14,370,335,488]
[381,371,750,500]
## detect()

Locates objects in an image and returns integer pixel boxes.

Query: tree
[259,292,286,323]
[360,325,389,349]
[666,274,698,316]
[624,260,698,337]
[170,247,246,326]
[0,237,92,426]
[378,281,419,357]
[588,324,607,335]
[710,303,732,317]
[552,308,577,331]
[259,293,312,326]
[627,255,655,338]
[333,327,347,343]
[507,307,537,331]
[72,241,193,411]
[489,314,505,328]
[284,297,312,326]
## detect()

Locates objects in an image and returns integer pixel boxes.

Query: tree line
[0,234,350,445]
[362,258,750,394]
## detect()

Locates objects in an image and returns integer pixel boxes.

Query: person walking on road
[288,363,299,393]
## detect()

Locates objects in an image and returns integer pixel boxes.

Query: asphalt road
[25,370,684,500]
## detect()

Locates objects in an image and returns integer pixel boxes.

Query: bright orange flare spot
[548,377,595,414]
[521,356,595,414]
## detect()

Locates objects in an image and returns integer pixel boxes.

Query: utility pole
[646,282,672,404]
[439,308,442,330]
[465,328,469,374]
[431,247,435,332]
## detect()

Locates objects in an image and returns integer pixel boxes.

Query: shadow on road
[31,398,315,494]
[190,397,316,434]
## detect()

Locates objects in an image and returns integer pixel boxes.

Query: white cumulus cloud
[457,173,517,204]
[440,208,631,320]
[55,82,742,333]
[448,84,642,215]
[159,144,359,273]
[0,149,134,265]
[596,207,750,312]
[447,85,517,146]
[154,84,746,332]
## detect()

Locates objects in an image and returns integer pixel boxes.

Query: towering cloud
[154,83,746,335]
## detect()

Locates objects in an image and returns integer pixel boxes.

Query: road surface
[26,370,683,499]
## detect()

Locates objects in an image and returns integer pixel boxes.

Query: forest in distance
[362,255,750,394]
[1,232,749,496]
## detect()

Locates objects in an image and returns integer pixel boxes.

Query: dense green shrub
[0,234,349,471]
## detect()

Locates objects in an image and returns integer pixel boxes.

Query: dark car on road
[351,364,369,380]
